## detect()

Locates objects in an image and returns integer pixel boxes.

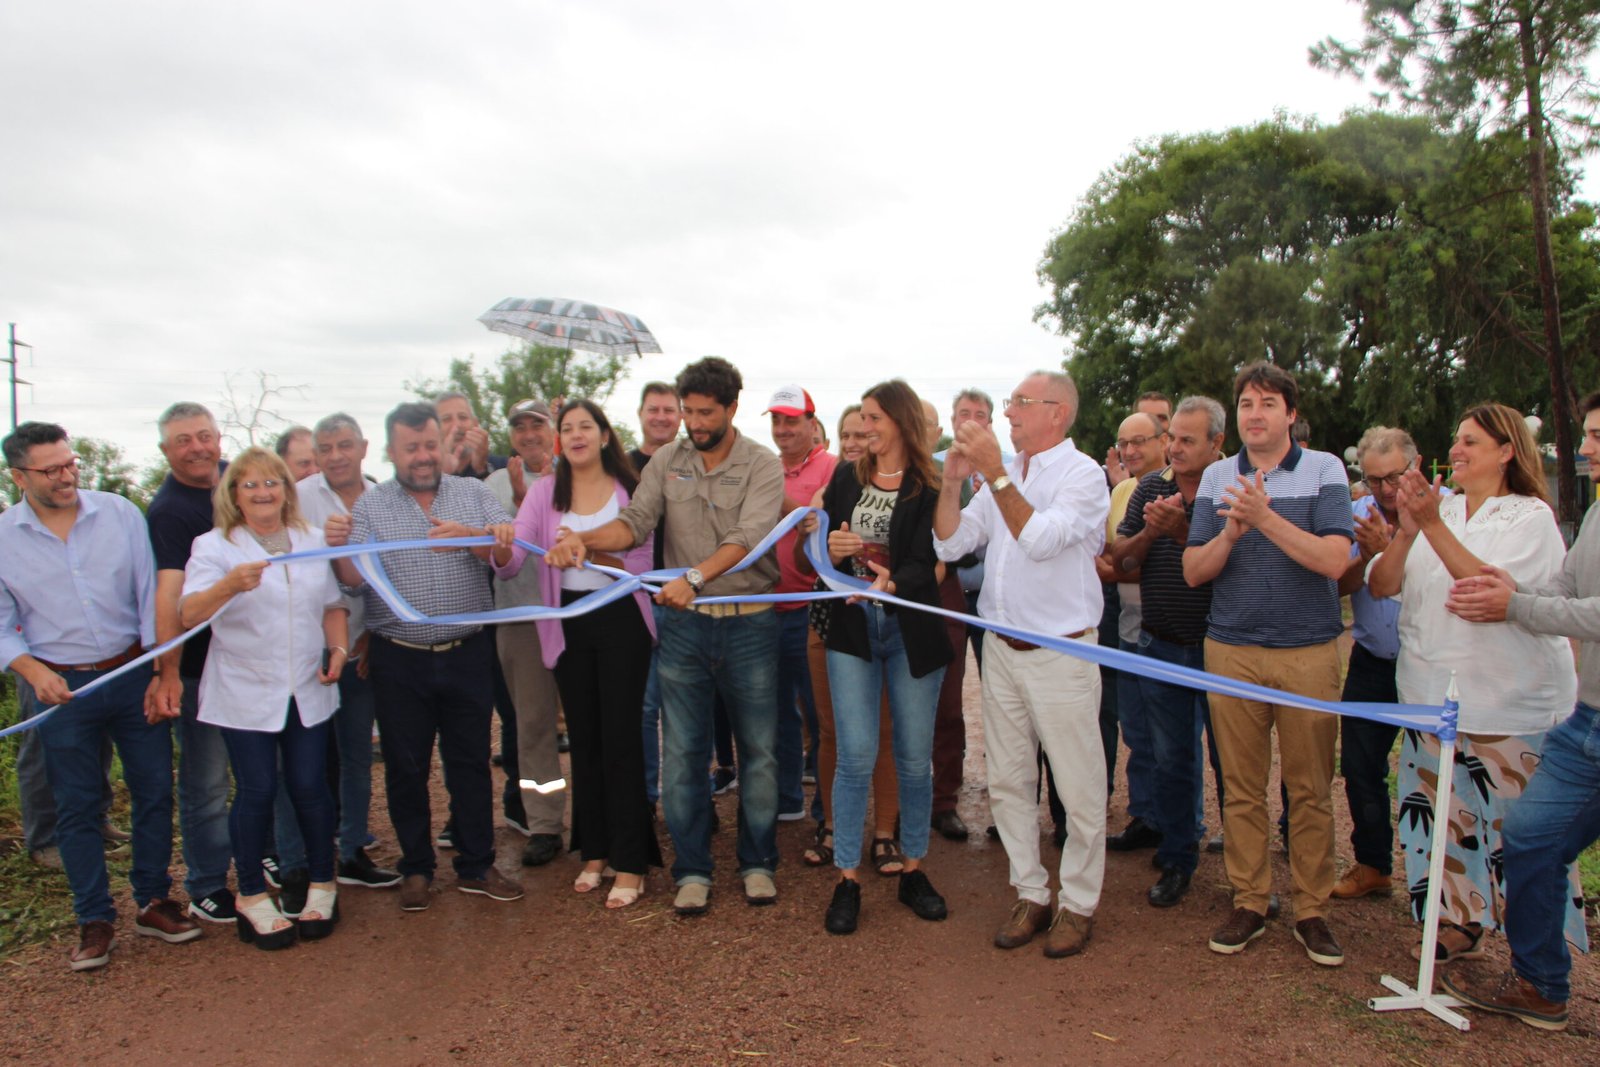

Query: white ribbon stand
[1368,674,1470,1031]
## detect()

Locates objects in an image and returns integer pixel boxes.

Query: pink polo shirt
[775,445,838,609]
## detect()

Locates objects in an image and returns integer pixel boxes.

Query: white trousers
[982,635,1105,915]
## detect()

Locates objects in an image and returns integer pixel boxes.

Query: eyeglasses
[240,479,282,490]
[1364,473,1407,490]
[1005,395,1060,410]
[11,457,80,480]
[1116,434,1165,450]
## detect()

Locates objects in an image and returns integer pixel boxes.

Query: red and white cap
[764,385,814,417]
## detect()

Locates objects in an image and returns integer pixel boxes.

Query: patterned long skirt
[1397,728,1588,953]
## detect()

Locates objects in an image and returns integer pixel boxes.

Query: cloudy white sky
[2,0,1384,468]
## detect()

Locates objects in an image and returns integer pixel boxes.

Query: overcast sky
[2,0,1388,468]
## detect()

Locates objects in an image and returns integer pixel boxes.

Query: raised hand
[828,520,863,565]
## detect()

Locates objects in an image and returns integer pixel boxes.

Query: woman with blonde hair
[181,447,348,949]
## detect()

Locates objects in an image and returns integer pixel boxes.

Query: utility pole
[6,323,33,431]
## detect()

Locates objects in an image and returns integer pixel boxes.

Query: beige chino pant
[497,622,567,835]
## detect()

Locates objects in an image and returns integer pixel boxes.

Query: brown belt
[689,601,773,618]
[996,629,1088,653]
[35,640,144,674]
[382,635,470,653]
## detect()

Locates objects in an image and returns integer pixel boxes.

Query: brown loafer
[1043,908,1093,958]
[134,898,203,944]
[70,920,116,972]
[994,900,1052,949]
[399,874,432,912]
[1331,862,1392,899]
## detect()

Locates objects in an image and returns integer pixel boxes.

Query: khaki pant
[497,622,567,835]
[1204,638,1340,920]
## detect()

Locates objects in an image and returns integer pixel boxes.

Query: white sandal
[298,885,339,941]
[236,895,296,950]
[574,866,617,893]
[607,877,645,910]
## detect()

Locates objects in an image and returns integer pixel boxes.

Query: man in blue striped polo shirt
[1183,362,1354,967]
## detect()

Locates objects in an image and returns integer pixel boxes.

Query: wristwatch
[989,474,1013,493]
[685,568,706,593]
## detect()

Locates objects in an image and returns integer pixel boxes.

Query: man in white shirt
[934,370,1109,959]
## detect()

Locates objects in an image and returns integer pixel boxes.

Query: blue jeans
[642,604,665,805]
[276,665,378,866]
[30,665,175,923]
[178,673,234,900]
[16,684,114,851]
[775,608,816,816]
[825,606,944,870]
[220,701,336,897]
[656,607,780,885]
[1136,632,1207,873]
[1501,701,1600,1003]
[1118,636,1157,823]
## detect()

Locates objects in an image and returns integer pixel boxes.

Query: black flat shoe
[825,878,861,935]
[898,869,948,921]
[1107,817,1162,852]
[1147,868,1191,908]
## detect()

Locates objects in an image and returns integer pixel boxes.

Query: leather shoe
[1147,868,1191,908]
[1443,968,1569,1031]
[897,870,948,921]
[994,900,1051,949]
[457,867,524,901]
[134,898,203,943]
[1331,862,1393,899]
[70,920,116,971]
[1106,817,1162,851]
[399,874,432,912]
[824,878,861,934]
[1043,908,1092,958]
[931,810,969,841]
[521,833,563,868]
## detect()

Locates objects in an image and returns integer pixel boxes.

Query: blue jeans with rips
[656,607,779,885]
[825,605,943,870]
[1500,701,1600,1004]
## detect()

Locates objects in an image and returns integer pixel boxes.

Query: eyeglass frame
[1115,432,1167,450]
[9,457,81,481]
[1004,395,1060,410]
[239,479,284,490]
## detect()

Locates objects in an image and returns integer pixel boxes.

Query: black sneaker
[338,847,402,888]
[278,868,311,918]
[897,869,948,921]
[824,878,861,935]
[711,767,738,795]
[187,890,238,924]
[435,822,456,851]
[521,833,563,868]
[557,731,571,754]
[261,855,283,889]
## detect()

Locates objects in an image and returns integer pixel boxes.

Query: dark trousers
[221,701,336,896]
[369,631,497,881]
[491,642,522,817]
[1096,583,1121,793]
[931,573,968,813]
[1338,643,1401,873]
[553,593,662,875]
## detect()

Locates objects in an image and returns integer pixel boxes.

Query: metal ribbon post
[1368,672,1470,1031]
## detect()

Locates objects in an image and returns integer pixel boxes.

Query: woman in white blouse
[181,448,349,950]
[1368,403,1581,963]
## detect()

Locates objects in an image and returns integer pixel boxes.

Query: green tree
[71,437,151,508]
[1313,0,1600,523]
[410,342,638,456]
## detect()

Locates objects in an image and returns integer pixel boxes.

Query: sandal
[297,885,339,941]
[870,837,906,876]
[803,826,835,868]
[235,894,297,951]
[606,876,645,910]
[574,865,617,893]
[1412,922,1486,963]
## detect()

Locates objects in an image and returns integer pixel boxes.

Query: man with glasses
[935,371,1108,959]
[2,422,201,970]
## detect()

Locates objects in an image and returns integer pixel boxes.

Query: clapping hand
[1143,492,1188,541]
[1446,564,1517,623]
[1218,470,1272,531]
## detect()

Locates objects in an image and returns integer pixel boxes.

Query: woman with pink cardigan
[496,399,660,909]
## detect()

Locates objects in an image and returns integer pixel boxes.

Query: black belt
[1142,625,1204,648]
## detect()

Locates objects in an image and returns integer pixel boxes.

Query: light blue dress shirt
[1349,493,1401,661]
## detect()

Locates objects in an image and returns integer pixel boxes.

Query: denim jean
[825,606,944,870]
[1501,701,1600,1003]
[221,701,337,897]
[1337,643,1400,873]
[774,608,816,816]
[178,673,234,900]
[656,607,779,885]
[641,603,665,805]
[16,684,114,851]
[1096,584,1120,792]
[331,666,377,859]
[1136,632,1207,874]
[30,665,174,924]
[1118,637,1157,823]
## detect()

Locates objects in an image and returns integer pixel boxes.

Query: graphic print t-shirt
[850,484,897,579]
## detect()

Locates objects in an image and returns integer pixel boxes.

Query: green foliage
[72,437,151,509]
[409,342,637,456]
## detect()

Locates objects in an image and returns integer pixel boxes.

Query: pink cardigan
[494,475,657,670]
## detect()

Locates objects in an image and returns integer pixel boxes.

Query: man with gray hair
[1108,396,1226,908]
[435,391,507,479]
[274,425,317,482]
[935,370,1109,959]
[1329,426,1417,901]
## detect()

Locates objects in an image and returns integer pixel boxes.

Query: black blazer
[819,463,953,679]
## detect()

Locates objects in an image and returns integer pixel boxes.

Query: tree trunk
[1520,11,1581,530]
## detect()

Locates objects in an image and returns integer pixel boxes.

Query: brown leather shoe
[399,874,432,912]
[134,898,203,944]
[1293,917,1344,967]
[994,900,1051,949]
[1442,968,1568,1031]
[1331,862,1393,899]
[457,866,524,902]
[1043,908,1092,958]
[1208,907,1266,955]
[70,920,115,972]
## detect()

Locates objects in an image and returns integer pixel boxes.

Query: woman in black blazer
[796,379,953,935]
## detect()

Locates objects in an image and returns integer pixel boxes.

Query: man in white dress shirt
[934,370,1109,959]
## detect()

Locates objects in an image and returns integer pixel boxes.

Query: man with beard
[323,402,522,912]
[546,357,784,916]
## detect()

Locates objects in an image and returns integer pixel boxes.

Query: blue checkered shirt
[345,475,511,644]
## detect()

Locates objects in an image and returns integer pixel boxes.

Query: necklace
[248,526,290,555]
[877,467,904,477]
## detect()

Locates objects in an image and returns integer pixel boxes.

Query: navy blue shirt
[147,470,219,678]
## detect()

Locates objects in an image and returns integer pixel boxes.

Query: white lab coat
[183,525,344,732]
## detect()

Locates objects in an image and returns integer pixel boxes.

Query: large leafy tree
[1313,0,1600,523]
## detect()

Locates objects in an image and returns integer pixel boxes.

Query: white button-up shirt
[183,526,344,732]
[934,437,1108,636]
[297,472,369,643]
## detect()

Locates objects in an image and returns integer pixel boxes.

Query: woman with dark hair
[180,447,348,949]
[495,399,661,908]
[1368,402,1582,962]
[797,379,952,934]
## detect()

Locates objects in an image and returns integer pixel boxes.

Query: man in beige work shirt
[546,357,785,917]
